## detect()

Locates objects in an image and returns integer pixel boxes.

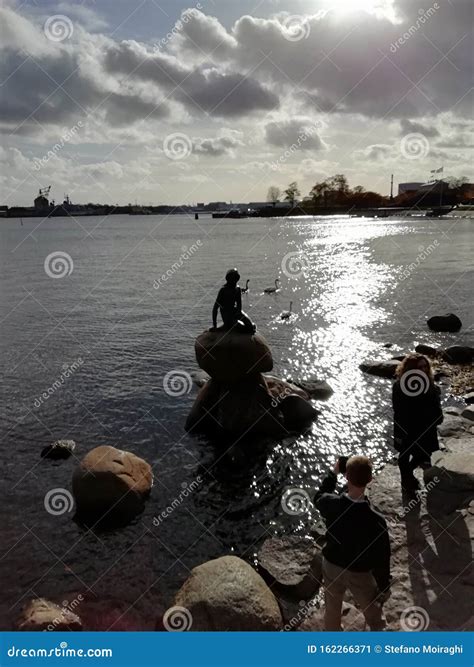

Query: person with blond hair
[392,353,443,491]
[315,456,391,631]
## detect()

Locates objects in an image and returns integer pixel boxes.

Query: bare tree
[267,186,281,207]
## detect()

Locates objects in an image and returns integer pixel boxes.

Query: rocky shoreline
[15,324,474,632]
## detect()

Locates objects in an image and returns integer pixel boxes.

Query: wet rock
[289,377,334,400]
[438,413,468,438]
[415,343,438,357]
[298,602,366,632]
[464,392,474,404]
[359,359,400,378]
[195,329,273,382]
[41,439,76,460]
[426,443,474,494]
[257,536,322,599]
[383,342,393,348]
[16,598,82,631]
[190,370,210,388]
[461,405,474,422]
[279,395,318,431]
[427,313,462,332]
[173,555,282,631]
[442,346,474,364]
[72,446,152,521]
[264,375,309,401]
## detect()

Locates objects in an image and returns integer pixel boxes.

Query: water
[0,213,472,628]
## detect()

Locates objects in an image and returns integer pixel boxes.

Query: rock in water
[359,359,400,378]
[414,343,438,357]
[264,375,310,401]
[195,329,273,381]
[427,313,462,332]
[442,346,474,364]
[41,439,76,460]
[258,536,322,599]
[72,446,152,521]
[279,395,318,431]
[287,376,334,400]
[16,598,82,631]
[173,555,282,631]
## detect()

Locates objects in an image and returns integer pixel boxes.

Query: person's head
[396,353,433,383]
[345,455,373,490]
[225,268,240,286]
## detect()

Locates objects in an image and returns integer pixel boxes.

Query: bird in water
[280,301,293,320]
[240,279,250,294]
[264,278,280,294]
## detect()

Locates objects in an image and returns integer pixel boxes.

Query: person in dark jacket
[392,353,443,491]
[314,456,391,631]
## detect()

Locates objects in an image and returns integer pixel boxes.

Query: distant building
[196,202,205,208]
[398,182,425,195]
[34,194,49,209]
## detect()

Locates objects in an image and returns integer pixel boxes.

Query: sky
[0,0,472,206]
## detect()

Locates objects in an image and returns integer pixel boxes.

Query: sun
[324,0,396,19]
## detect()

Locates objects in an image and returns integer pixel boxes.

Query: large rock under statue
[195,329,273,381]
[186,330,318,438]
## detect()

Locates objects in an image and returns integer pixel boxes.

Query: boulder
[461,405,474,422]
[359,359,400,378]
[72,446,152,520]
[41,439,76,460]
[279,395,318,431]
[185,375,286,438]
[414,343,438,357]
[173,556,282,631]
[16,598,82,631]
[442,346,474,364]
[426,444,474,493]
[195,330,273,382]
[257,536,322,599]
[464,391,474,404]
[190,370,210,388]
[427,313,462,332]
[264,375,309,401]
[288,376,334,400]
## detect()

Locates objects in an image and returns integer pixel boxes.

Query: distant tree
[267,186,281,207]
[310,179,330,205]
[284,181,301,206]
[447,175,469,188]
[353,185,366,194]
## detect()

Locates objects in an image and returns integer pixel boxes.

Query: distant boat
[212,209,247,219]
[425,206,453,217]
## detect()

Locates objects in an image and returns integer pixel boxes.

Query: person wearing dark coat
[392,353,443,490]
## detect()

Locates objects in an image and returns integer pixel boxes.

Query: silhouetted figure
[211,269,256,334]
[392,354,443,491]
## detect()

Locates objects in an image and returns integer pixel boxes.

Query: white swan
[264,278,280,294]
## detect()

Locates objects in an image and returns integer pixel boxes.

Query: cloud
[400,119,439,138]
[193,131,244,156]
[356,144,393,160]
[265,119,325,150]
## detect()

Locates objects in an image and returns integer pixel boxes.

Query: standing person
[210,268,256,334]
[315,456,391,631]
[392,353,443,491]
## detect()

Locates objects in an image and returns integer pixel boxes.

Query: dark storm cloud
[265,119,325,150]
[400,119,439,138]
